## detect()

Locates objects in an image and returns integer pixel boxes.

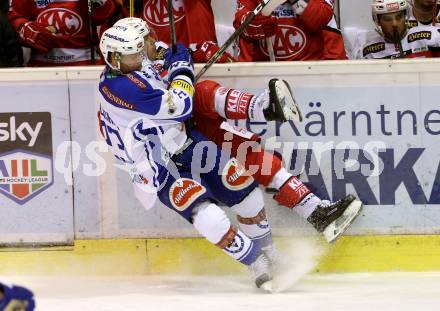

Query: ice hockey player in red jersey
[8,0,117,66]
[407,0,440,27]
[117,0,233,63]
[359,0,440,59]
[323,15,348,60]
[234,0,338,61]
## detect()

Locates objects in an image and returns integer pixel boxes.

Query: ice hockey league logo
[144,0,184,26]
[37,8,83,36]
[0,113,53,205]
[0,150,53,204]
[169,178,206,211]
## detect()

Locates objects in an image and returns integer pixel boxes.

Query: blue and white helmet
[99,25,144,70]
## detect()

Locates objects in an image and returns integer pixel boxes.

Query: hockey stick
[392,27,404,58]
[266,37,276,62]
[167,0,177,52]
[194,0,280,82]
[433,2,438,26]
[129,0,134,17]
[87,0,95,64]
[261,0,283,62]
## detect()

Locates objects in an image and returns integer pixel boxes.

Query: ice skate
[264,78,303,123]
[262,243,289,274]
[307,195,363,243]
[249,253,273,292]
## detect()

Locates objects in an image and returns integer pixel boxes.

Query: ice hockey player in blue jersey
[97,23,363,292]
[110,17,364,246]
[98,24,277,291]
[0,282,35,311]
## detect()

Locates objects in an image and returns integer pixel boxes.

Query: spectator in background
[0,0,23,67]
[234,0,345,61]
[407,0,440,27]
[358,0,440,59]
[116,0,234,63]
[8,0,117,66]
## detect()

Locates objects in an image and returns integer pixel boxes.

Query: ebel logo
[0,112,53,205]
[0,150,53,204]
[37,8,83,36]
[143,0,184,27]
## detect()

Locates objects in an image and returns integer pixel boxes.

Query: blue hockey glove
[164,43,194,82]
[0,282,35,310]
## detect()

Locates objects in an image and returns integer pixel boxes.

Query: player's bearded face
[120,51,144,73]
[144,30,158,61]
[414,0,437,10]
[379,11,407,43]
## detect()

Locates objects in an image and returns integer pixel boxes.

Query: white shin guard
[192,202,260,265]
[232,188,273,249]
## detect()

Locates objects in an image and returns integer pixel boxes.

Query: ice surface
[3,273,440,311]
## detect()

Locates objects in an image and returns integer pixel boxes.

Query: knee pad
[231,188,272,249]
[192,202,231,244]
[231,187,265,218]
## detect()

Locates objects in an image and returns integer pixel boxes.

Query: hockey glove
[164,43,194,82]
[191,41,235,63]
[243,14,278,40]
[19,21,56,53]
[289,0,309,15]
[0,283,35,311]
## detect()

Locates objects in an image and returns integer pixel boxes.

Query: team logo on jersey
[407,31,432,43]
[362,42,385,57]
[143,0,184,27]
[260,25,307,59]
[221,158,253,191]
[169,178,206,211]
[0,113,53,205]
[37,8,83,36]
[225,232,245,254]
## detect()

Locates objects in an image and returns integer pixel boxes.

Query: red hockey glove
[19,22,56,53]
[192,41,235,63]
[243,14,278,40]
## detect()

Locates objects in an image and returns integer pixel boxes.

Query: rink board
[1,236,440,275]
[0,61,440,272]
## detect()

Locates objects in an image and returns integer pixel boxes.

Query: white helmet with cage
[114,17,150,38]
[99,25,144,70]
[372,0,408,34]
